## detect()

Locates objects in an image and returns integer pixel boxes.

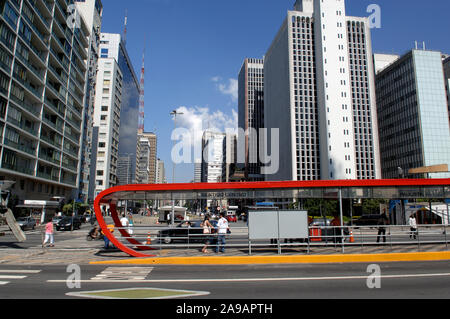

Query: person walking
[376,213,389,243]
[201,214,214,254]
[215,212,229,253]
[120,213,129,233]
[42,219,54,248]
[102,224,115,249]
[409,213,418,239]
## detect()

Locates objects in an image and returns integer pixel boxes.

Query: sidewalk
[0,214,449,266]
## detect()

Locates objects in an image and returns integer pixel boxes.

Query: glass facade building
[96,33,139,186]
[376,50,450,179]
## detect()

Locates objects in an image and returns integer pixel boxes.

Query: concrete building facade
[91,57,122,196]
[264,0,381,182]
[0,0,96,201]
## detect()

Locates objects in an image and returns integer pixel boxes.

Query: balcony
[3,137,37,157]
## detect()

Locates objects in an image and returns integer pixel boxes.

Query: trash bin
[309,227,322,242]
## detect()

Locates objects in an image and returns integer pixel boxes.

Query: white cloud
[213,78,238,102]
[171,106,237,149]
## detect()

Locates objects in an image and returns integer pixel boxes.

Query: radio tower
[138,45,145,135]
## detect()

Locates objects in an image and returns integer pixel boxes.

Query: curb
[90,251,450,266]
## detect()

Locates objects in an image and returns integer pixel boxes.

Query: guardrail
[108,224,450,255]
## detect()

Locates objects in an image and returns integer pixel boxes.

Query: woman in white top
[201,215,214,254]
[409,214,417,239]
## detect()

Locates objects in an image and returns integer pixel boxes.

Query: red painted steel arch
[94,179,450,257]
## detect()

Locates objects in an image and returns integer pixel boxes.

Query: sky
[99,0,450,183]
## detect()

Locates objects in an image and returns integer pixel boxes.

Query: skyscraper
[135,132,157,184]
[0,0,97,201]
[98,33,139,185]
[443,56,450,124]
[156,158,166,184]
[238,58,264,181]
[376,49,450,179]
[201,130,225,183]
[91,58,122,196]
[264,0,380,181]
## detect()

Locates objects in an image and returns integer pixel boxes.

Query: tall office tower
[117,154,133,185]
[443,56,450,124]
[221,133,237,183]
[238,58,264,181]
[194,158,202,183]
[98,33,140,184]
[373,53,400,74]
[201,130,225,183]
[76,0,102,202]
[91,58,122,197]
[155,158,166,184]
[0,0,94,201]
[264,0,380,181]
[136,136,150,184]
[376,49,450,179]
[135,132,156,184]
[146,132,157,183]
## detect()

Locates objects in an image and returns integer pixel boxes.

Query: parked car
[159,220,224,244]
[226,212,237,223]
[353,214,382,227]
[52,216,63,226]
[55,216,82,231]
[16,217,36,231]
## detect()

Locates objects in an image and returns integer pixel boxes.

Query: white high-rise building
[156,158,166,184]
[92,58,122,196]
[264,0,381,181]
[201,131,225,183]
[194,158,202,183]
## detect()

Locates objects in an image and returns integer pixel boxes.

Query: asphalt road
[1,261,450,300]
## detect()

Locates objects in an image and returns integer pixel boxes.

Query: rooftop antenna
[123,9,128,46]
[138,41,145,135]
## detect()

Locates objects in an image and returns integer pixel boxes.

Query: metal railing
[108,223,450,255]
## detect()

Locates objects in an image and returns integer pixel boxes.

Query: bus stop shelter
[94,179,450,257]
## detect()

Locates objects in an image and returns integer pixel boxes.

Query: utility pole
[170,110,184,226]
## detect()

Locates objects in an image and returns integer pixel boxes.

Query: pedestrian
[215,212,229,253]
[120,213,129,232]
[102,224,115,249]
[201,214,214,254]
[128,213,134,235]
[330,215,342,243]
[376,213,389,243]
[42,219,54,248]
[409,213,418,239]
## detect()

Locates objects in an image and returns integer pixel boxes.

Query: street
[1,261,450,299]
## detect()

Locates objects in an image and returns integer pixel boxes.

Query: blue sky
[100,0,450,183]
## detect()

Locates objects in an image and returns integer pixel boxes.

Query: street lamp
[170,110,184,226]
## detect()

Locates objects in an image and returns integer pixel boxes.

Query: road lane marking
[0,281,9,285]
[0,275,27,279]
[0,270,41,274]
[47,272,450,284]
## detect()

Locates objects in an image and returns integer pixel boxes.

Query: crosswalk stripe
[0,281,9,285]
[91,267,154,281]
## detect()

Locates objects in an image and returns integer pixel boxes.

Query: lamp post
[170,110,184,226]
